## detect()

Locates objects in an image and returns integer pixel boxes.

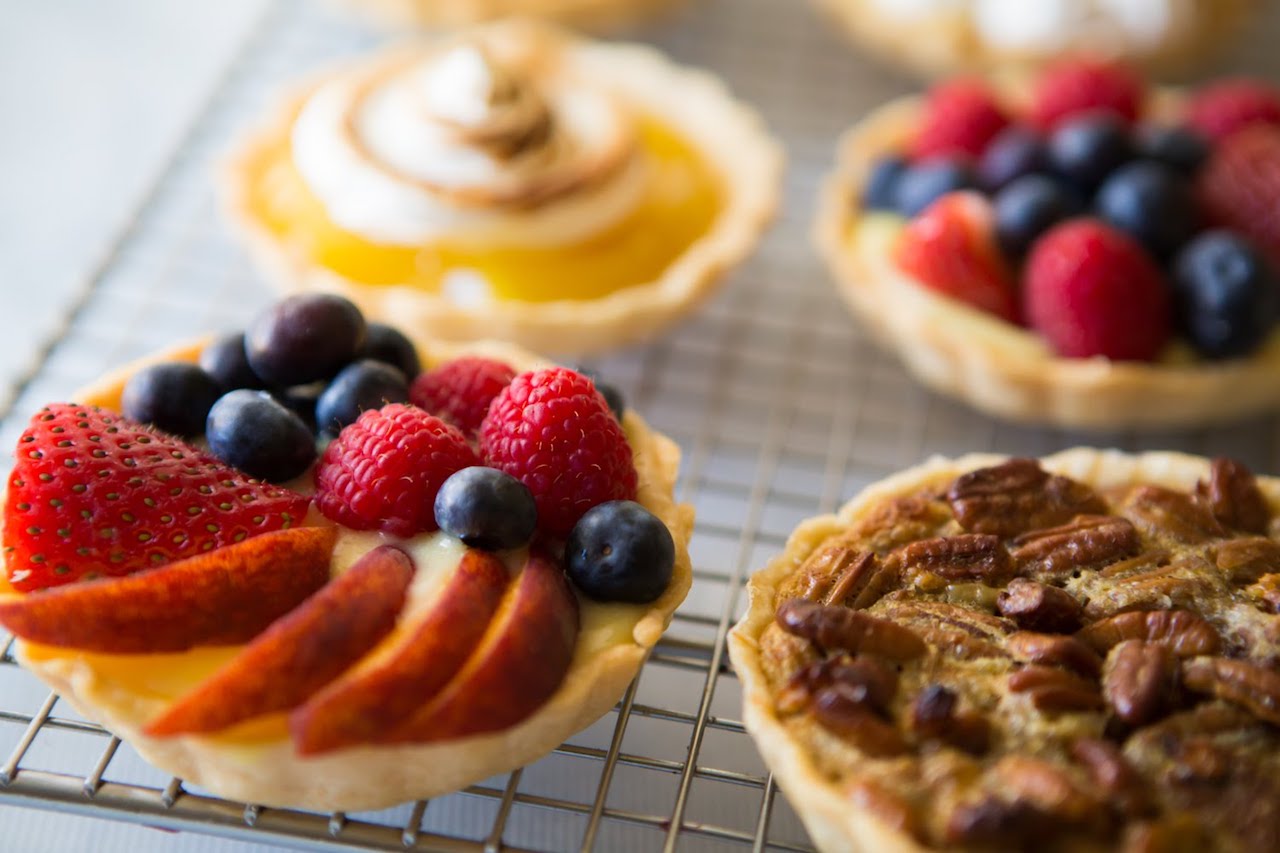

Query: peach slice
[144,544,415,737]
[290,548,510,755]
[0,527,336,653]
[385,552,580,744]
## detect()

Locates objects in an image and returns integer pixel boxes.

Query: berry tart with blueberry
[817,60,1280,429]
[222,20,781,356]
[731,448,1280,851]
[816,0,1260,79]
[0,294,692,811]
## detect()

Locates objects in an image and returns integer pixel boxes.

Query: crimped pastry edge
[10,336,694,812]
[814,93,1280,431]
[221,21,784,357]
[812,0,1261,80]
[727,447,1280,853]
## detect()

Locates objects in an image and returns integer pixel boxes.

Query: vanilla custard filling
[254,38,721,304]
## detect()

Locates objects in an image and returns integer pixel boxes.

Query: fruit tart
[333,0,683,33]
[223,19,781,357]
[730,448,1280,852]
[817,60,1280,429]
[815,0,1261,79]
[0,294,693,811]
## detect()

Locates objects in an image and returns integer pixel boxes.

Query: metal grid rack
[5,0,1280,850]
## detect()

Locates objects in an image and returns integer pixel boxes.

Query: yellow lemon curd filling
[250,118,722,303]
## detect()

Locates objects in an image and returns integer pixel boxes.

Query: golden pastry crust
[729,449,1280,852]
[815,93,1280,430]
[9,337,694,812]
[222,23,783,357]
[814,0,1261,79]
[332,0,684,34]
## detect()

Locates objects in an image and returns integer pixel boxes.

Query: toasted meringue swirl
[291,32,647,247]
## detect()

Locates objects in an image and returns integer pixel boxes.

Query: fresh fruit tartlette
[817,60,1280,429]
[731,449,1280,852]
[0,294,692,811]
[336,0,685,33]
[223,19,781,356]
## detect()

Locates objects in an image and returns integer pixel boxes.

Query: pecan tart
[223,19,781,356]
[730,449,1280,851]
[0,297,693,811]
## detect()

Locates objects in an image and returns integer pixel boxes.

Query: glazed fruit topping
[3,404,310,592]
[408,356,516,437]
[565,500,675,604]
[862,63,1280,363]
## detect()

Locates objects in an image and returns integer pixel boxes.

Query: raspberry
[1024,220,1171,361]
[1197,125,1280,269]
[1186,78,1280,142]
[910,80,1010,162]
[314,404,479,538]
[479,368,637,537]
[894,192,1019,323]
[409,357,516,436]
[3,404,310,592]
[1029,59,1145,131]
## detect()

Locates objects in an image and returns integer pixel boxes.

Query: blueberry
[565,501,675,604]
[434,467,537,551]
[1048,113,1134,193]
[121,363,222,438]
[246,294,367,386]
[199,333,264,390]
[894,159,978,218]
[273,382,325,431]
[575,367,626,420]
[206,390,316,483]
[862,156,908,212]
[315,360,409,435]
[1172,231,1280,359]
[978,125,1047,192]
[1136,125,1210,177]
[1095,161,1198,260]
[993,175,1081,257]
[361,323,421,380]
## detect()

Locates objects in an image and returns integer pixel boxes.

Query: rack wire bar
[4,0,1280,849]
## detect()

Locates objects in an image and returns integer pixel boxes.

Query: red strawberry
[911,79,1011,162]
[1030,59,1145,131]
[479,368,636,537]
[893,192,1019,323]
[314,404,479,538]
[1024,220,1171,361]
[1197,125,1280,269]
[1186,78,1280,142]
[408,357,516,436]
[3,404,311,593]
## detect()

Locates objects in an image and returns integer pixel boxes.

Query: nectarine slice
[0,527,336,653]
[290,548,510,755]
[144,544,414,737]
[386,552,580,744]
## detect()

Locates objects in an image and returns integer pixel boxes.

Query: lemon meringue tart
[224,20,782,356]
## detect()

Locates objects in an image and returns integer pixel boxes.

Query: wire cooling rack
[5,0,1280,850]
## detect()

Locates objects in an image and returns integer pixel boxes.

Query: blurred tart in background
[223,19,782,356]
[332,0,684,33]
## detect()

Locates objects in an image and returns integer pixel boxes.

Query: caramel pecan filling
[764,457,1280,851]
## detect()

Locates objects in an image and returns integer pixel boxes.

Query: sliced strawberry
[911,79,1011,162]
[894,192,1019,323]
[1030,59,1145,131]
[4,403,311,592]
[1197,125,1280,269]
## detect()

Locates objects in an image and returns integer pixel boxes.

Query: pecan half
[850,491,953,551]
[947,458,1106,537]
[1182,656,1280,725]
[992,755,1102,827]
[1102,640,1180,727]
[776,599,927,661]
[811,687,907,756]
[1077,610,1221,658]
[1008,665,1104,712]
[997,578,1084,633]
[945,797,1040,846]
[892,533,1014,584]
[1120,486,1225,544]
[907,684,990,755]
[1007,631,1102,678]
[1247,573,1280,613]
[776,654,898,716]
[1196,458,1271,534]
[1216,537,1280,586]
[1070,737,1152,817]
[782,536,864,602]
[1012,515,1140,584]
[826,551,898,610]
[875,599,1013,660]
